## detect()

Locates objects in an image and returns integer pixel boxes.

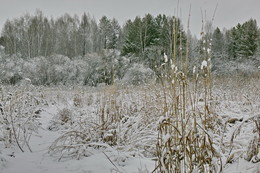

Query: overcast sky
[0,0,259,36]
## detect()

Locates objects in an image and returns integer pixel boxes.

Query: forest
[0,10,259,86]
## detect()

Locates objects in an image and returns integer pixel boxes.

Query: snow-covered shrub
[81,50,129,86]
[66,59,88,85]
[143,47,164,73]
[230,114,260,164]
[48,107,75,131]
[0,54,24,85]
[210,75,260,170]
[46,55,71,85]
[83,53,103,86]
[121,64,155,85]
[0,84,44,152]
[49,126,102,160]
[48,85,161,160]
[212,55,260,76]
[23,56,49,85]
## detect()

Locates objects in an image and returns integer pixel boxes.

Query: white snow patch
[164,53,168,63]
[201,60,207,70]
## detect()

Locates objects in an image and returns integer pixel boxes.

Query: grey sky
[0,0,259,36]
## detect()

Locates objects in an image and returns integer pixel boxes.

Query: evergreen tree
[121,17,143,56]
[227,19,258,58]
[228,24,241,58]
[159,15,171,52]
[142,14,160,49]
[107,18,121,49]
[239,19,258,57]
[212,27,224,57]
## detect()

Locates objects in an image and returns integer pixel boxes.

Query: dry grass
[212,75,260,168]
[0,83,45,152]
[10,72,254,172]
[151,11,224,172]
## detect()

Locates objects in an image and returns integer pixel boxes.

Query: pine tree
[212,27,224,57]
[227,19,258,58]
[121,17,143,56]
[159,15,172,53]
[228,24,242,59]
[142,14,160,49]
[239,19,258,57]
[107,18,121,49]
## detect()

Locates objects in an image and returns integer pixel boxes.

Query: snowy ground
[0,104,154,173]
[0,75,260,173]
[213,76,260,173]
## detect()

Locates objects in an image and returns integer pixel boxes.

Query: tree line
[1,10,259,60]
[210,19,259,59]
[0,10,121,58]
[0,10,259,85]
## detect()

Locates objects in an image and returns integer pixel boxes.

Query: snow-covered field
[0,75,259,173]
[1,104,154,173]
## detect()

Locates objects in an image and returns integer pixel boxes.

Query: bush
[121,63,155,85]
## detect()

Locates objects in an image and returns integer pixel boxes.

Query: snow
[207,48,211,53]
[201,60,207,69]
[0,75,259,173]
[158,116,166,124]
[193,66,196,74]
[162,134,171,144]
[171,64,175,70]
[163,53,168,63]
[224,158,260,173]
[1,104,154,173]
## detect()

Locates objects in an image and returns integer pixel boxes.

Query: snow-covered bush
[212,55,260,76]
[229,113,260,164]
[82,50,129,86]
[0,54,24,85]
[48,85,161,160]
[0,84,45,152]
[23,56,49,85]
[121,64,155,85]
[0,51,129,86]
